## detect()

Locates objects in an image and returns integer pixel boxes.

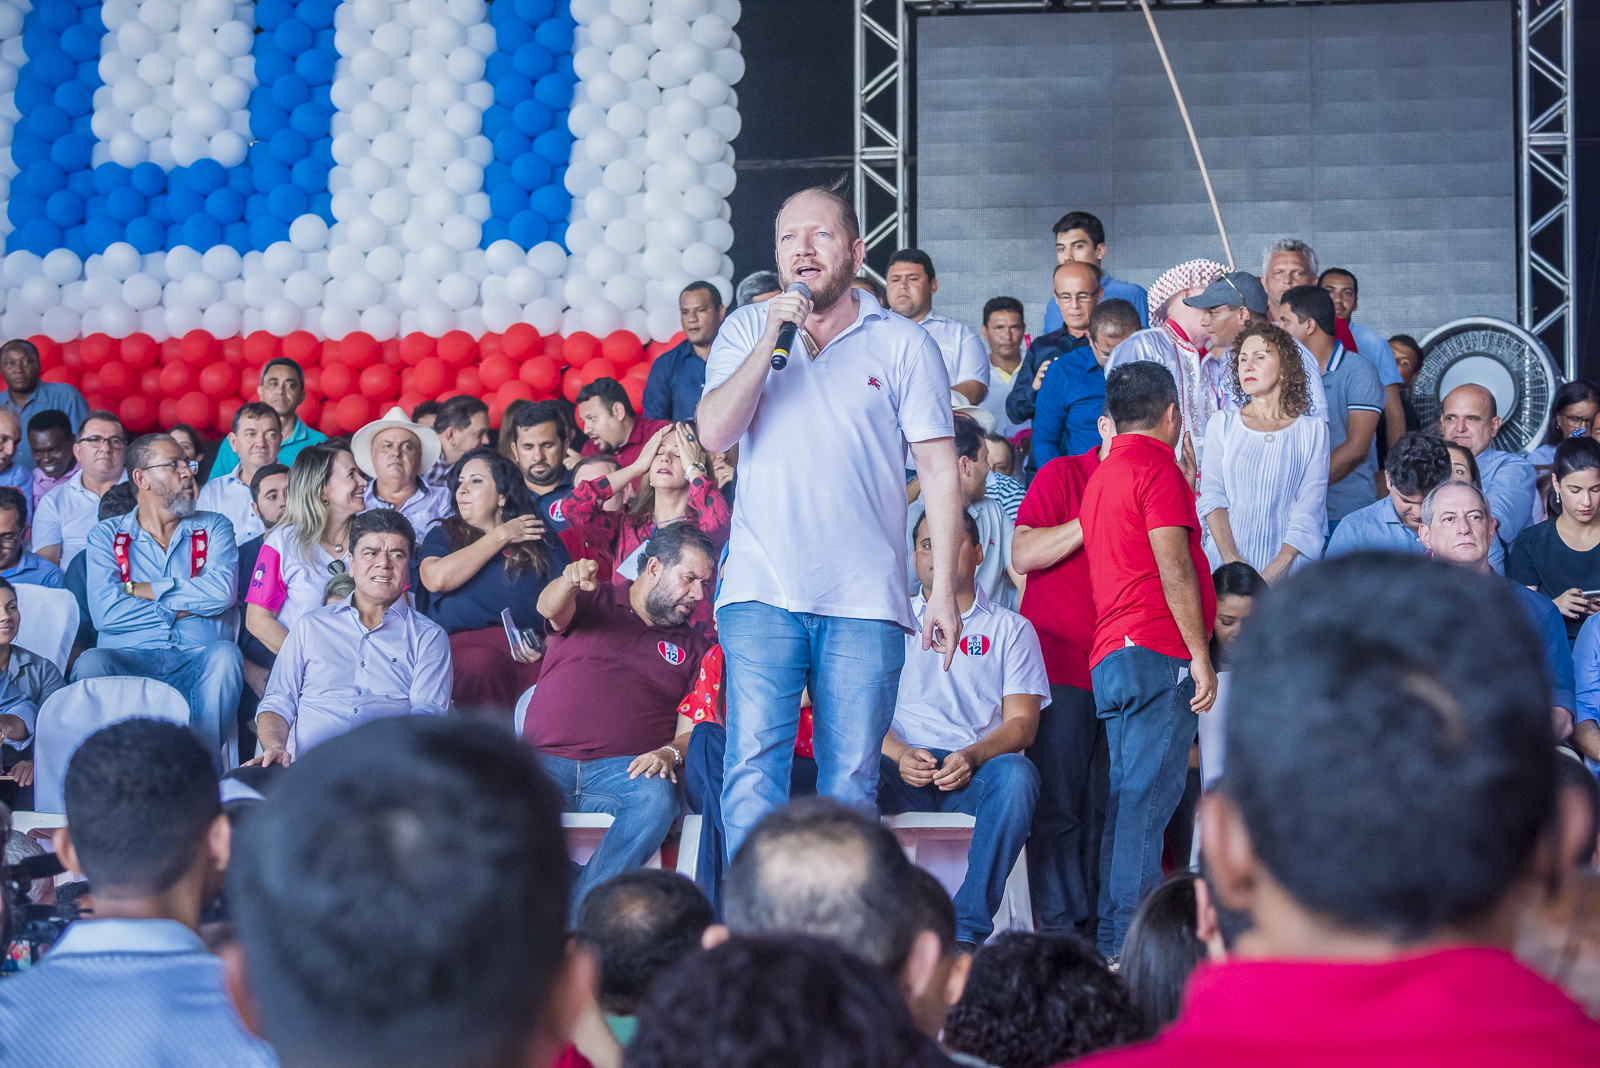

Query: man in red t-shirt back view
[1079,360,1217,961]
[1073,553,1600,1068]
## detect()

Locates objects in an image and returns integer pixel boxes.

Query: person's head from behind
[1384,433,1453,533]
[250,463,291,531]
[1086,297,1138,367]
[575,870,713,1018]
[1548,435,1600,525]
[227,716,584,1068]
[913,509,981,602]
[98,479,139,521]
[1053,210,1108,267]
[410,399,441,428]
[433,395,491,465]
[26,409,75,479]
[984,432,1014,477]
[679,281,725,347]
[321,572,355,605]
[943,932,1141,1068]
[1210,562,1266,666]
[885,249,937,321]
[1206,553,1566,955]
[1276,284,1336,348]
[1417,480,1496,571]
[899,863,971,1039]
[735,270,781,308]
[629,935,938,1068]
[1120,873,1206,1038]
[1104,361,1181,446]
[851,274,887,305]
[56,719,226,914]
[981,297,1025,364]
[0,487,27,570]
[636,522,715,627]
[1052,260,1102,337]
[1546,380,1600,447]
[774,183,865,314]
[1439,383,1501,457]
[1555,753,1599,870]
[345,508,416,607]
[575,378,636,452]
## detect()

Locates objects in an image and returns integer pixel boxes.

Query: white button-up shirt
[32,470,128,568]
[259,595,453,758]
[195,466,264,543]
[893,587,1051,752]
[704,291,954,630]
[86,509,239,650]
[915,311,992,392]
[362,480,451,541]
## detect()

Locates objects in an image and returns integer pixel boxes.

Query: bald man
[1438,384,1537,547]
[0,410,30,496]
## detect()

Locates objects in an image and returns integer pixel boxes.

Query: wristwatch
[121,580,135,595]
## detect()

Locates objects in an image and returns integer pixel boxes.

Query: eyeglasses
[140,459,199,475]
[77,435,125,449]
[1215,270,1249,308]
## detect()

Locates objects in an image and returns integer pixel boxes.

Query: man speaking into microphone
[699,184,967,860]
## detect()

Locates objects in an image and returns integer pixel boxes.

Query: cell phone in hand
[501,608,545,655]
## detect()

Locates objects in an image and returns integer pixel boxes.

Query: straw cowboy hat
[351,405,442,479]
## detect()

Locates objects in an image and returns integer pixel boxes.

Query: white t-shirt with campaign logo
[892,588,1052,752]
[705,291,954,630]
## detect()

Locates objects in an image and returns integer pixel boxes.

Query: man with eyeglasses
[75,433,243,774]
[353,407,451,540]
[1006,261,1100,434]
[32,411,129,569]
[0,338,89,473]
[0,487,62,588]
[196,402,283,543]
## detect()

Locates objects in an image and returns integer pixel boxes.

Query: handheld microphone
[770,281,811,370]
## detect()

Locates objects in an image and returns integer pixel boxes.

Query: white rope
[1137,0,1235,271]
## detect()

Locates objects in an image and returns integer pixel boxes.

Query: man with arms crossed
[699,184,967,862]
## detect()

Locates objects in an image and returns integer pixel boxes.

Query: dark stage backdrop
[915,1,1516,344]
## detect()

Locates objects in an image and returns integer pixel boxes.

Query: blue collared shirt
[1032,345,1105,468]
[207,416,326,481]
[0,918,278,1067]
[643,338,706,423]
[1476,447,1538,547]
[1347,321,1403,387]
[1575,613,1600,727]
[362,480,451,541]
[86,510,239,651]
[1325,496,1506,572]
[1042,275,1150,333]
[1006,328,1091,428]
[3,547,63,589]
[1510,578,1575,712]
[0,382,89,471]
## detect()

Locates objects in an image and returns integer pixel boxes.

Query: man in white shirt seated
[880,509,1048,951]
[76,433,241,774]
[353,406,452,540]
[248,508,452,766]
[33,410,128,568]
[885,248,991,405]
[908,414,1021,607]
[195,402,282,543]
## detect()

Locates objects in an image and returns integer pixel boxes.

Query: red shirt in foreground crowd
[1072,948,1600,1068]
[1016,447,1101,691]
[1080,433,1215,667]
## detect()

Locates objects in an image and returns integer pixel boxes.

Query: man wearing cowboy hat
[353,406,451,540]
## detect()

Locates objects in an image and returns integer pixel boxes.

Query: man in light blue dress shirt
[0,485,63,588]
[1439,383,1539,549]
[74,434,243,774]
[1041,211,1150,333]
[0,338,89,472]
[0,718,276,1067]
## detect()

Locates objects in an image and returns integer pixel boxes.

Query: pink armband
[246,544,289,612]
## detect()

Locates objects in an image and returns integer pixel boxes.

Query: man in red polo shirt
[1014,412,1111,940]
[1080,360,1216,961]
[1073,553,1600,1068]
[575,377,671,469]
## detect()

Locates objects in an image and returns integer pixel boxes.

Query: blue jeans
[1027,683,1108,936]
[1091,646,1198,959]
[718,601,906,862]
[878,750,1039,945]
[73,642,243,775]
[539,754,679,925]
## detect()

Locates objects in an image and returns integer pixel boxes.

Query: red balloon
[479,332,505,358]
[157,397,183,429]
[180,330,219,368]
[83,392,109,412]
[221,336,247,367]
[296,394,324,428]
[120,333,158,370]
[216,397,243,435]
[80,370,100,396]
[399,367,416,394]
[544,334,565,364]
[244,331,281,367]
[395,391,428,418]
[602,330,643,367]
[335,395,373,430]
[622,363,650,389]
[622,377,645,416]
[159,337,184,365]
[238,375,260,402]
[175,391,216,428]
[139,367,164,397]
[381,338,403,368]
[503,323,541,360]
[564,332,600,368]
[496,379,534,407]
[359,364,398,400]
[97,361,137,399]
[199,363,238,400]
[80,334,117,368]
[320,363,356,399]
[119,394,158,434]
[479,354,516,391]
[321,340,341,366]
[578,358,618,387]
[646,333,687,362]
[519,354,560,393]
[283,331,319,367]
[438,330,477,368]
[413,356,450,395]
[61,339,82,369]
[302,365,323,394]
[400,333,436,366]
[159,362,197,395]
[320,404,342,436]
[342,331,380,369]
[41,366,80,389]
[455,366,482,396]
[561,367,584,403]
[28,336,60,370]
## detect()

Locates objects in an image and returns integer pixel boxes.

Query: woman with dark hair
[1197,562,1267,789]
[1444,440,1482,489]
[1120,872,1209,1038]
[419,447,568,709]
[1531,380,1600,470]
[1509,435,1600,645]
[1199,322,1329,582]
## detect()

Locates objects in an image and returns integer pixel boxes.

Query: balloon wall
[0,0,741,433]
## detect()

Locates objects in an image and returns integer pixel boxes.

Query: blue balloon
[294,47,334,86]
[10,134,47,169]
[492,129,530,163]
[105,185,145,223]
[513,99,552,136]
[167,185,204,221]
[188,158,226,195]
[532,71,574,110]
[75,59,102,89]
[481,105,513,139]
[485,51,515,85]
[271,74,310,110]
[225,221,251,254]
[18,218,63,256]
[8,195,41,228]
[267,183,307,222]
[274,18,313,58]
[555,53,574,80]
[289,101,330,139]
[59,22,98,61]
[313,26,334,51]
[290,157,327,193]
[531,128,572,166]
[508,210,548,248]
[309,137,334,167]
[30,103,70,140]
[532,18,573,54]
[146,194,170,225]
[183,212,222,250]
[15,78,53,115]
[514,0,554,22]
[256,48,294,84]
[21,26,60,58]
[66,167,95,197]
[496,20,533,51]
[252,161,291,194]
[50,133,92,171]
[62,224,89,260]
[250,104,289,141]
[166,164,188,191]
[69,112,93,138]
[82,193,106,219]
[514,43,553,80]
[249,216,289,250]
[489,184,528,219]
[165,222,185,248]
[510,152,551,190]
[244,194,270,223]
[227,165,254,196]
[529,185,568,222]
[548,220,566,248]
[33,49,75,87]
[255,0,292,31]
[92,162,130,194]
[45,189,84,226]
[37,0,76,33]
[53,78,93,116]
[129,161,165,196]
[268,128,308,164]
[206,187,245,224]
[295,0,333,29]
[495,73,533,108]
[485,160,514,189]
[311,82,333,110]
[310,191,333,225]
[125,215,164,254]
[84,215,123,254]
[25,161,66,197]
[481,217,510,246]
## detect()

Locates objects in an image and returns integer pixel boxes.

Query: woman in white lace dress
[1199,323,1329,582]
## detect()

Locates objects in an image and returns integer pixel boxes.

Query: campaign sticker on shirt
[658,641,686,665]
[549,499,565,522]
[960,635,992,657]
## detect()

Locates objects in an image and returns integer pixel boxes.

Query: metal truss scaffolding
[853,0,908,282]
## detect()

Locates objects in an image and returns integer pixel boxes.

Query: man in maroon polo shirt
[1080,360,1216,962]
[1014,412,1112,939]
[575,377,671,469]
[529,521,714,921]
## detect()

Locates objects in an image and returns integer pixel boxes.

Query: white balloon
[426,128,464,167]
[564,219,605,257]
[263,241,304,280]
[583,126,625,167]
[661,211,701,250]
[348,214,387,252]
[664,155,702,192]
[707,104,741,141]
[588,12,627,51]
[289,215,330,252]
[352,47,390,83]
[161,303,203,337]
[211,73,249,110]
[284,270,325,308]
[604,217,646,255]
[477,299,517,334]
[572,45,609,81]
[680,242,720,278]
[685,127,724,165]
[585,187,625,226]
[370,188,410,227]
[687,71,728,108]
[680,185,721,222]
[650,15,691,52]
[83,275,121,309]
[710,48,745,84]
[182,271,222,307]
[109,128,152,169]
[647,51,686,90]
[43,250,83,286]
[605,100,647,139]
[360,305,400,341]
[587,70,626,111]
[441,216,481,252]
[315,302,355,340]
[444,159,483,196]
[671,0,711,19]
[118,273,159,311]
[501,266,542,304]
[480,240,521,277]
[671,40,710,78]
[417,299,455,337]
[18,277,57,315]
[581,298,622,337]
[700,217,734,253]
[194,0,232,29]
[371,24,410,61]
[444,101,482,138]
[201,301,242,337]
[41,307,80,345]
[421,189,459,224]
[640,243,681,280]
[262,298,301,335]
[331,131,369,167]
[702,160,737,197]
[210,131,248,167]
[351,156,390,195]
[563,161,605,197]
[103,243,143,282]
[371,131,411,168]
[215,20,253,57]
[568,101,606,139]
[691,13,731,49]
[438,272,477,310]
[603,273,644,311]
[118,19,158,56]
[586,245,623,281]
[603,158,644,196]
[202,244,242,282]
[610,0,650,25]
[664,96,706,135]
[366,246,405,284]
[426,73,463,111]
[643,185,683,221]
[194,47,230,82]
[350,100,389,140]
[136,52,173,86]
[609,42,649,81]
[446,46,485,84]
[524,297,563,335]
[646,303,680,342]
[101,301,139,339]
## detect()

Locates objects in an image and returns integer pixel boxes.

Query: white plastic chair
[30,677,189,814]
[513,685,535,737]
[884,813,1034,937]
[561,812,664,869]
[14,585,80,674]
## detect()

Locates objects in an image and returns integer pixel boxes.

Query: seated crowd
[1,208,1599,1068]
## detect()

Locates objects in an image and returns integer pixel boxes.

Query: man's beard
[526,460,554,483]
[787,259,854,314]
[643,581,694,626]
[165,490,197,519]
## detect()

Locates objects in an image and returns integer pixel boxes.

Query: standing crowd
[2,188,1600,1068]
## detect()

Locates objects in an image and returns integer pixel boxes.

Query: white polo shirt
[893,587,1051,752]
[32,469,128,568]
[196,466,265,543]
[916,311,992,392]
[705,290,954,630]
